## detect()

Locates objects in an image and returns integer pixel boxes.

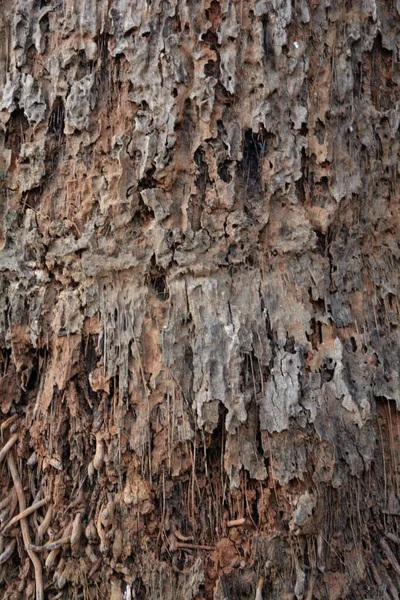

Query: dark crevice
[238,128,268,198]
[148,258,169,300]
[5,108,29,155]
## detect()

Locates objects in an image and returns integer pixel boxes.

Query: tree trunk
[1,0,400,598]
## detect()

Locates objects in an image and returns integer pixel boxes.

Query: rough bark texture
[1,0,400,598]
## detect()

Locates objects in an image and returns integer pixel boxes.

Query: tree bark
[1,0,400,598]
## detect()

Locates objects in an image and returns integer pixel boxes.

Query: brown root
[2,498,47,534]
[6,451,44,600]
[30,536,71,553]
[37,505,53,543]
[0,539,16,564]
[0,434,18,463]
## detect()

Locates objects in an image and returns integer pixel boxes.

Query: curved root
[7,452,44,600]
[2,498,47,534]
[0,539,16,565]
[0,434,18,464]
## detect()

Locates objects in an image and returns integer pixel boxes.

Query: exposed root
[93,434,105,472]
[0,491,14,511]
[379,537,400,578]
[0,416,18,435]
[0,434,18,463]
[0,539,16,564]
[0,507,10,525]
[96,511,108,554]
[255,577,264,600]
[6,452,44,600]
[70,512,83,546]
[88,557,102,578]
[7,490,18,524]
[30,536,71,553]
[45,548,60,570]
[2,498,47,534]
[37,505,53,543]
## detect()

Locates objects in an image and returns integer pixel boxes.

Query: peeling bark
[1,0,400,598]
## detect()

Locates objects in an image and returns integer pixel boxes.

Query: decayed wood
[0,0,400,598]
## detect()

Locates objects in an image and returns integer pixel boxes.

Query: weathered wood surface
[1,0,400,598]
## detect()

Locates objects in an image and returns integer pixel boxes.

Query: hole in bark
[5,108,29,154]
[321,358,335,382]
[48,97,65,135]
[85,335,99,372]
[315,231,326,253]
[206,1,221,32]
[308,317,323,350]
[132,195,155,227]
[149,260,169,300]
[351,40,362,100]
[46,98,66,172]
[314,119,325,144]
[218,160,232,183]
[137,164,157,191]
[238,128,268,197]
[25,364,39,392]
[21,186,43,212]
[204,59,218,77]
[190,146,208,231]
[284,337,296,354]
[261,15,275,67]
[96,31,110,63]
[201,30,218,47]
